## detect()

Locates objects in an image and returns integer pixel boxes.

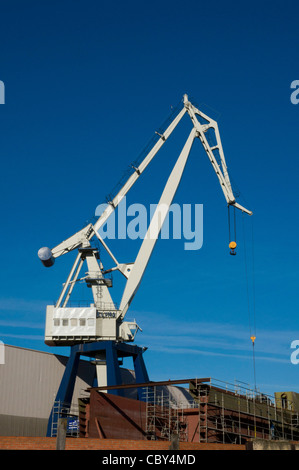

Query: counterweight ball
[38,247,55,267]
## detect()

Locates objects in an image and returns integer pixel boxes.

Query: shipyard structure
[1,344,299,449]
[1,96,287,451]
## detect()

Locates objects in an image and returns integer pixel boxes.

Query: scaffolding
[188,378,299,444]
[77,377,299,445]
[49,400,80,438]
[143,385,196,442]
[141,378,299,445]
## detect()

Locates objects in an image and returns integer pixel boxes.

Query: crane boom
[118,127,197,320]
[93,105,187,235]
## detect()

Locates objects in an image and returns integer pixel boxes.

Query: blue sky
[0,0,299,397]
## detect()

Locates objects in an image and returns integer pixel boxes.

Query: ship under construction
[75,377,299,445]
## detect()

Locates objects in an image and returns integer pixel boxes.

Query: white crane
[38,94,252,347]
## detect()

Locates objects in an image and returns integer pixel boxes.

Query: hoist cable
[252,341,257,392]
[242,213,252,336]
[228,205,237,238]
[242,212,257,391]
[251,218,257,338]
[228,205,231,243]
[234,206,237,242]
[228,205,237,242]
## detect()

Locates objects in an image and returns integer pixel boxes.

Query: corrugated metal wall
[0,344,95,436]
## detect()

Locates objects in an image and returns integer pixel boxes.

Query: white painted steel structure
[39,94,252,346]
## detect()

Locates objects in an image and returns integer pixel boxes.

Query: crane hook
[229,241,237,256]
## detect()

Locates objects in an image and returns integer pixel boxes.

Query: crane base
[46,340,149,437]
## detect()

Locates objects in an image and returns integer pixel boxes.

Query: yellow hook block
[229,241,237,255]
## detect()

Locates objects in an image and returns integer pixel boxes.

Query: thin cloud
[148,344,289,364]
[0,297,48,313]
[0,319,44,329]
[0,333,44,341]
[132,310,293,362]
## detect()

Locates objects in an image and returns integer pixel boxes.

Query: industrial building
[0,344,94,436]
[1,343,299,448]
